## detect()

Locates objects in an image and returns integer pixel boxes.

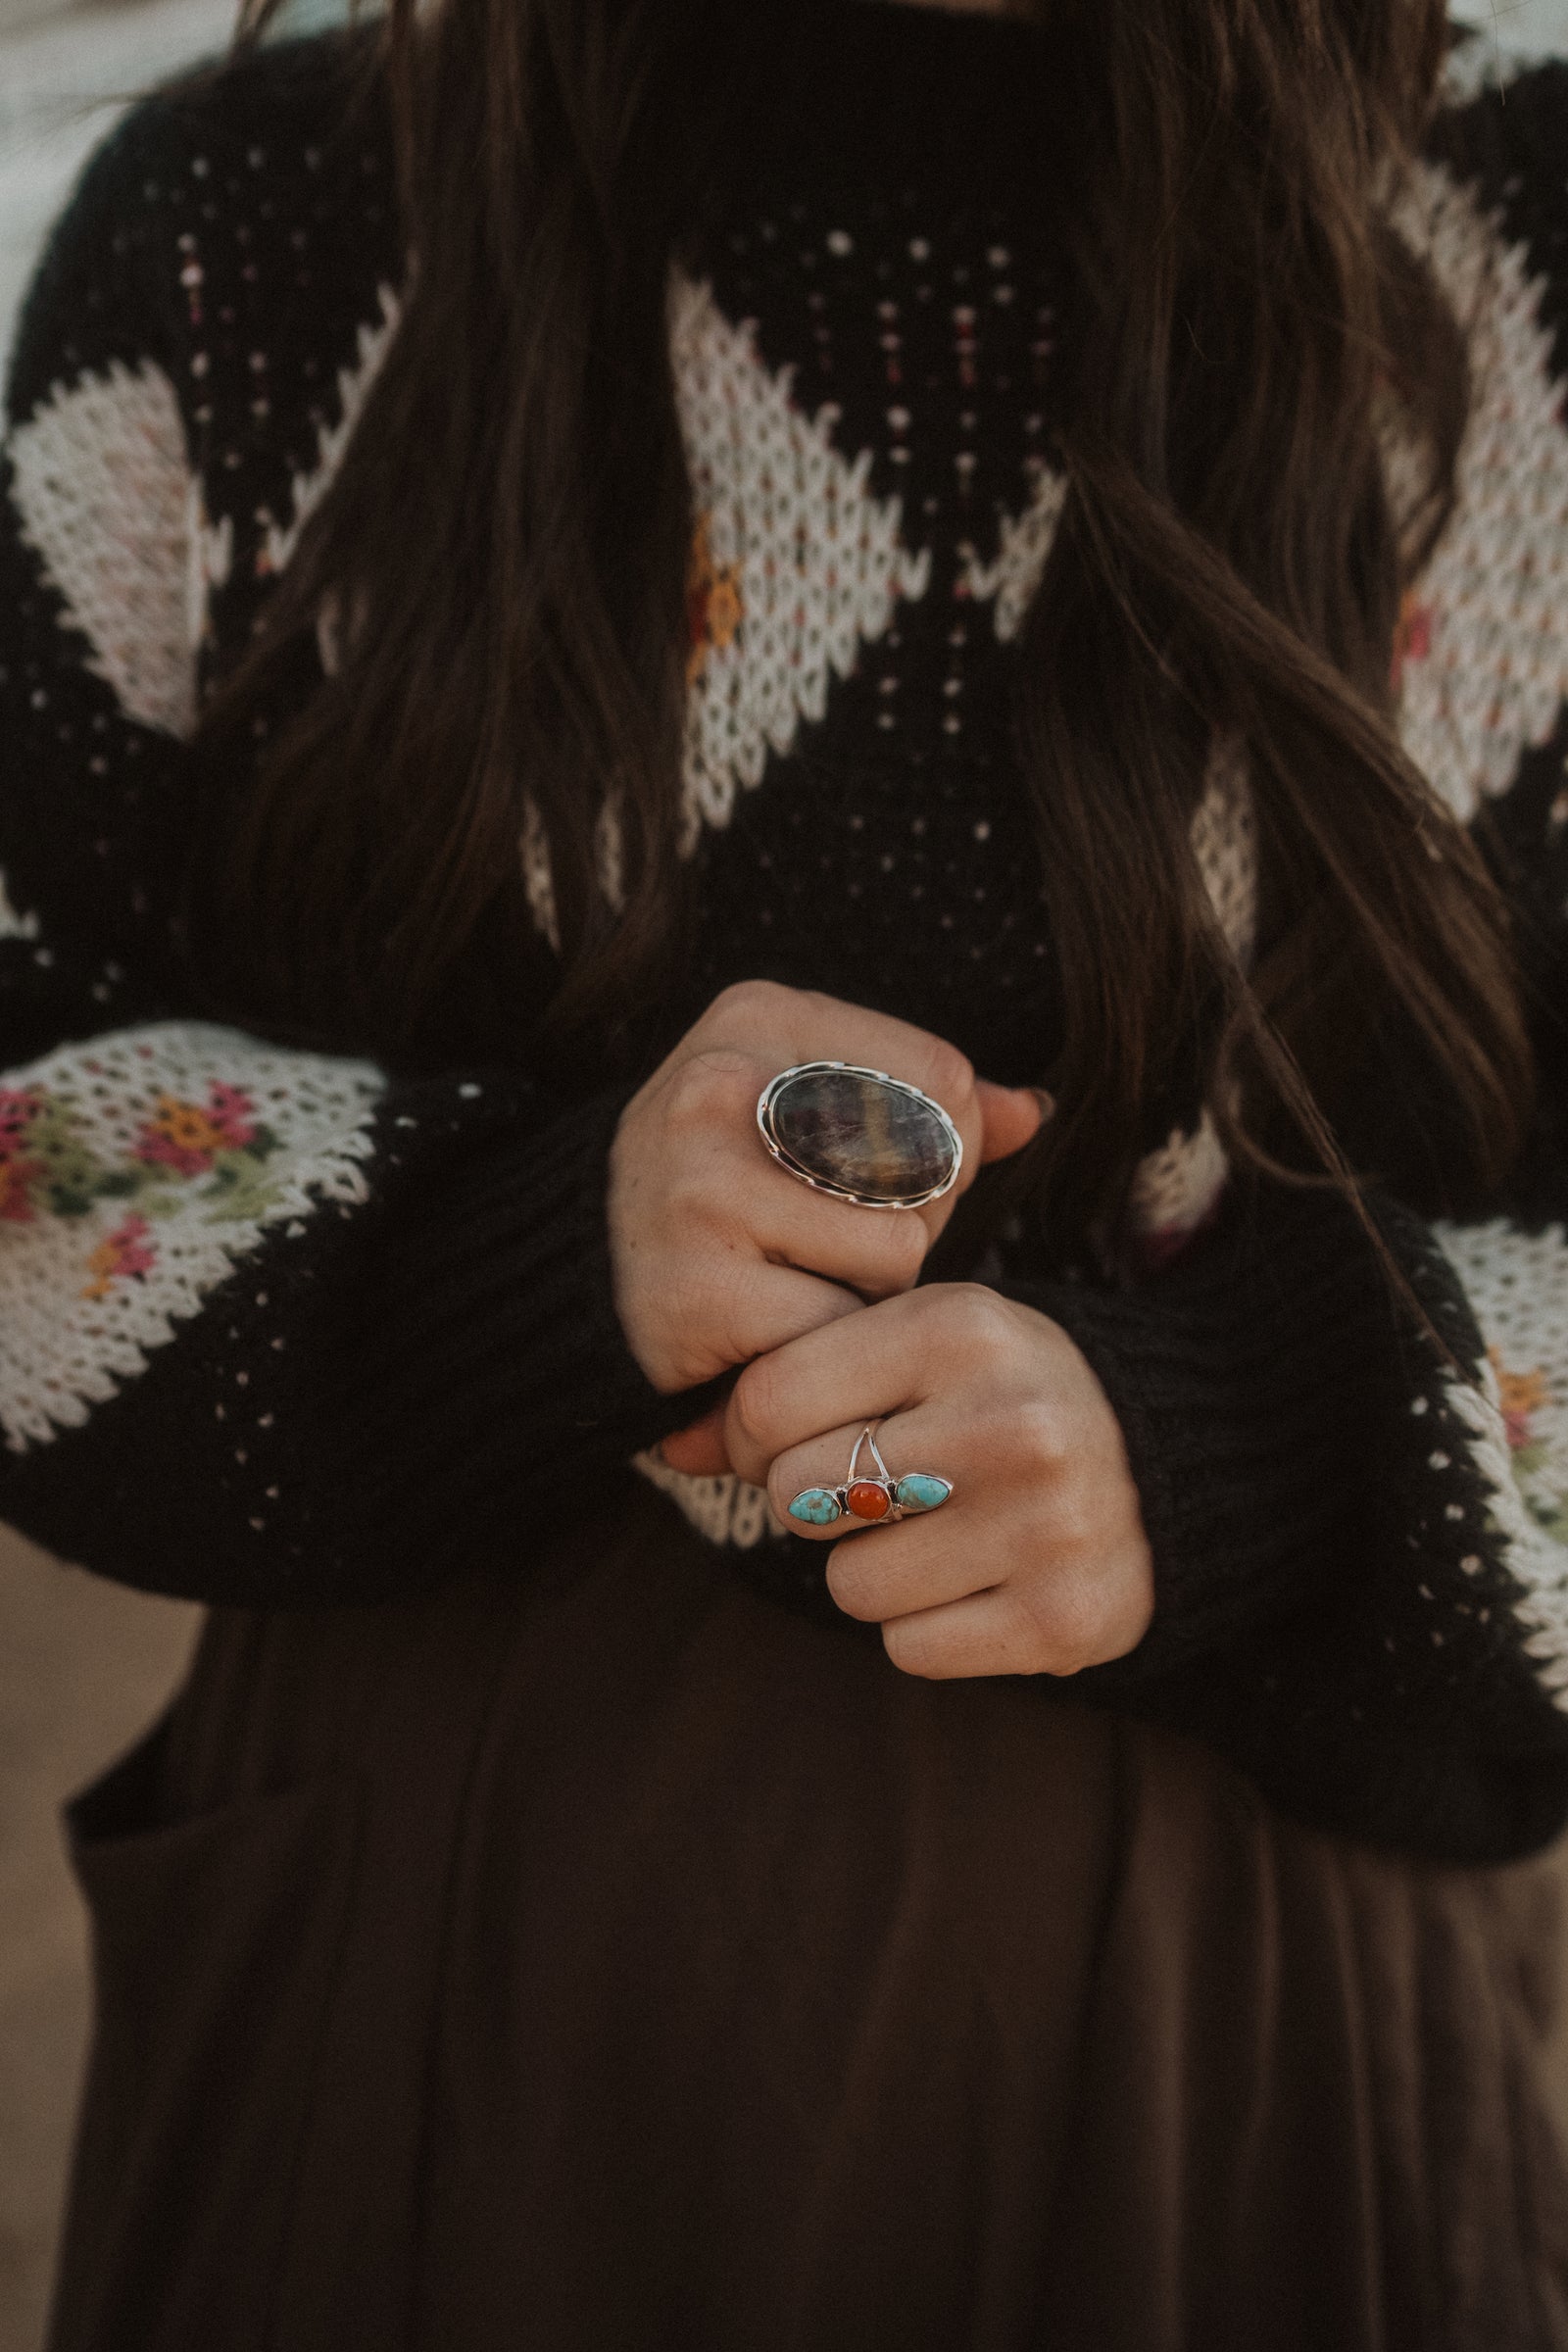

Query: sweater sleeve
[0,101,708,1607]
[992,1184,1568,1864]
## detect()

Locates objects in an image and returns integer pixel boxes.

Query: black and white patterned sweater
[5,3,1568,1861]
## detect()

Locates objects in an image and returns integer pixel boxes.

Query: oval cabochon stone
[769,1068,956,1203]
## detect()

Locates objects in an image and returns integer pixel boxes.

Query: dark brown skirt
[46,1483,1568,2352]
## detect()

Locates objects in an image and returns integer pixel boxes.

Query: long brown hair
[209,0,1533,1246]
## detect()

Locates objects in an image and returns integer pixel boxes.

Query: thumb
[974,1080,1054,1168]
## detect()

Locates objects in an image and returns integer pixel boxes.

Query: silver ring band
[787,1422,954,1529]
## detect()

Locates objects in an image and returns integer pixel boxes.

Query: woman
[6,0,1568,2337]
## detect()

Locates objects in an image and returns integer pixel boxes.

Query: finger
[724,1285,1024,1484]
[975,1080,1052,1167]
[741,1152,932,1301]
[723,1262,867,1371]
[825,1506,993,1620]
[718,981,980,1124]
[879,1591,1046,1682]
[659,1401,732,1476]
[723,1290,927,1485]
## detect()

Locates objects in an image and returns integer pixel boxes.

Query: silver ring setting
[757,1060,962,1210]
[787,1424,954,1530]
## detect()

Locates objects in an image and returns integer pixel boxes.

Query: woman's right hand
[607,979,1047,1399]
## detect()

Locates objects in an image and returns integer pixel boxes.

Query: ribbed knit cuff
[996,1189,1414,1680]
[336,1087,726,1554]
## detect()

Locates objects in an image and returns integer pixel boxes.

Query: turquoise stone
[895,1474,952,1515]
[789,1487,844,1527]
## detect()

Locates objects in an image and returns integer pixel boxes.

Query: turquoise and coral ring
[788,1425,953,1530]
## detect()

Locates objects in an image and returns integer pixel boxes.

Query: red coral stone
[846,1481,891,1521]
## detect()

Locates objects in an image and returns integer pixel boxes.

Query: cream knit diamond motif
[960,168,1568,834]
[8,359,231,740]
[1389,164,1568,823]
[0,1024,383,1452]
[671,274,932,853]
[521,275,936,953]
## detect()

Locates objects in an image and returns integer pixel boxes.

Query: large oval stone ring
[756,1060,962,1209]
[788,1424,953,1529]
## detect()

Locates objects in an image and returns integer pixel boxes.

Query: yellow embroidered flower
[686,514,743,683]
[1490,1346,1549,1449]
[136,1094,233,1175]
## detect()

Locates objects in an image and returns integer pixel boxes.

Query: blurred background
[1,0,1568,2346]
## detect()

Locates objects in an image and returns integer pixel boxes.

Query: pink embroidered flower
[136,1084,258,1175]
[1392,590,1434,690]
[205,1084,259,1149]
[80,1214,157,1301]
[1134,1227,1196,1273]
[1129,1187,1228,1275]
[0,1088,41,1157]
[0,1155,41,1224]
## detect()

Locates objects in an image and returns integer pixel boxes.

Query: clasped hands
[608,981,1153,1680]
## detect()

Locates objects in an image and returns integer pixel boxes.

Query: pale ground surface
[4,0,1568,2346]
[0,7,259,2342]
[0,1536,197,2352]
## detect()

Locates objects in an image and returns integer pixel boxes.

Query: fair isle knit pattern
[4,15,1568,1858]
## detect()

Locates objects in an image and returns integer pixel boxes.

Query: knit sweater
[4,3,1568,1862]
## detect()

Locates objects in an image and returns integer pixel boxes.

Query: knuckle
[713,1258,774,1369]
[664,1048,757,1136]
[930,1282,1016,1359]
[879,1211,929,1289]
[708,977,790,1034]
[1011,1396,1066,1473]
[824,1545,883,1622]
[882,1614,944,1680]
[662,1164,722,1231]
[729,1348,786,1452]
[922,1036,975,1112]
[1103,1540,1156,1658]
[1015,1570,1110,1679]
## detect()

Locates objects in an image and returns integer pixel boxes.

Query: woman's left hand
[719,1283,1155,1680]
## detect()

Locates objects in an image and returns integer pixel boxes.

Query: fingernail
[1026,1086,1055,1120]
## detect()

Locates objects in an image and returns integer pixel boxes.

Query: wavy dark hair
[207,0,1532,1252]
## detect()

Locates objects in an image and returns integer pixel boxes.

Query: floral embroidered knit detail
[0,1025,380,1450]
[1437,1222,1568,1561]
